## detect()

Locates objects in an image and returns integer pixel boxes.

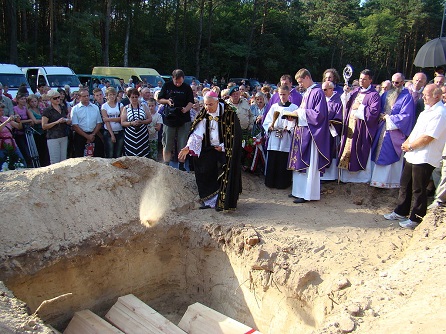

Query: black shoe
[293,197,307,204]
[215,206,223,212]
[288,194,297,198]
[199,204,211,209]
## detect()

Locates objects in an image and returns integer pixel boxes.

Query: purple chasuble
[327,92,343,159]
[371,89,415,165]
[288,85,330,172]
[262,88,303,123]
[338,86,381,172]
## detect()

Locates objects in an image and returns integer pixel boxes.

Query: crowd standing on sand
[0,67,445,227]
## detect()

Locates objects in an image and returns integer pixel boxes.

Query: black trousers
[73,132,104,158]
[394,160,435,223]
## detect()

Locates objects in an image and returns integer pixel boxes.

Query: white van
[22,66,81,94]
[0,64,32,98]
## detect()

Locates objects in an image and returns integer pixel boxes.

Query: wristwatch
[408,144,414,151]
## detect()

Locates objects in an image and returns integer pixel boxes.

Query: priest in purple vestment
[370,73,415,188]
[321,81,343,181]
[261,74,303,123]
[322,68,344,95]
[288,69,330,203]
[338,69,381,183]
[406,72,427,120]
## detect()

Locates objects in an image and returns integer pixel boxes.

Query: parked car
[184,76,200,86]
[0,64,32,98]
[77,75,122,95]
[92,67,164,88]
[161,75,172,83]
[228,77,261,90]
[22,66,81,93]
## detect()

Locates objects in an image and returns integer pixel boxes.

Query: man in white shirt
[71,89,104,157]
[384,84,446,229]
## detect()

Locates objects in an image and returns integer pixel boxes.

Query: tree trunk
[49,0,54,65]
[182,0,188,68]
[205,0,213,79]
[124,3,131,66]
[33,1,39,63]
[174,0,180,68]
[243,0,259,78]
[195,0,205,78]
[6,0,18,63]
[103,0,111,65]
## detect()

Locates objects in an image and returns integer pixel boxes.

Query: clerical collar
[307,83,317,90]
[326,91,337,101]
[360,85,372,93]
[279,101,291,107]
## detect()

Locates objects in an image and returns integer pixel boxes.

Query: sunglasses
[52,97,61,100]
[323,88,333,91]
[392,81,401,84]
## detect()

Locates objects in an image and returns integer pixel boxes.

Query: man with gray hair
[0,83,13,116]
[178,91,242,211]
[370,72,415,188]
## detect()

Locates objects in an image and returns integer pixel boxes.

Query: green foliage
[0,0,444,83]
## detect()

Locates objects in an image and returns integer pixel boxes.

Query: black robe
[189,101,242,211]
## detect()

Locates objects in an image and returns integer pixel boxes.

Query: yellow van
[92,67,164,87]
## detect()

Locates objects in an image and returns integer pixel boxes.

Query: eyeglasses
[80,95,89,97]
[323,88,333,91]
[52,97,61,100]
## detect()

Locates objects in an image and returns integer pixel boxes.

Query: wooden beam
[63,309,124,334]
[178,302,262,334]
[105,294,185,334]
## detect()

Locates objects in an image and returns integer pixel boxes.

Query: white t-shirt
[102,102,123,132]
[148,112,163,140]
[405,101,446,167]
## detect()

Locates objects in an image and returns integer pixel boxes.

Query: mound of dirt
[0,157,444,333]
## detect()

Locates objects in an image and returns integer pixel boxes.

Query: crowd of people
[0,67,445,225]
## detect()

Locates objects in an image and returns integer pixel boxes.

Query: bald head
[441,86,446,103]
[423,83,442,107]
[412,72,427,91]
[434,75,445,87]
[322,81,335,97]
[391,73,404,89]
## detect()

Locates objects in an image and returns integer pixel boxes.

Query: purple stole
[288,85,330,172]
[338,87,381,172]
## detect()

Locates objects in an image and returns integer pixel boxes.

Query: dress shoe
[293,197,307,204]
[199,204,211,209]
[288,194,297,198]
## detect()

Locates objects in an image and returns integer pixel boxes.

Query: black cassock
[190,101,242,211]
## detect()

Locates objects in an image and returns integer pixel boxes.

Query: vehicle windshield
[0,74,30,88]
[47,75,81,88]
[140,75,165,87]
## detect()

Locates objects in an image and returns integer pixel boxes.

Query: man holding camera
[156,69,194,171]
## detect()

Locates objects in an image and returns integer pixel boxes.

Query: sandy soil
[0,157,444,333]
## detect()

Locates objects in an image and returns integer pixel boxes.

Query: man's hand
[178,146,189,161]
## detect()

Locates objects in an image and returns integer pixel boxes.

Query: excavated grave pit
[2,157,445,333]
[0,157,323,333]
